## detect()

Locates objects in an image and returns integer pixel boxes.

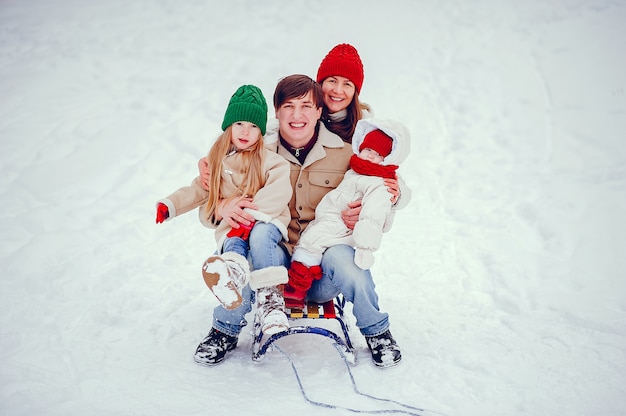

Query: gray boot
[249,266,289,335]
[256,285,289,335]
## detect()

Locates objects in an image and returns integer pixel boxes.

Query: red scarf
[349,154,398,179]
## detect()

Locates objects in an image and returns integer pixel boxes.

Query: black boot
[365,330,402,368]
[194,328,238,366]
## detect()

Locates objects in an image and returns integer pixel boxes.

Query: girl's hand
[217,197,257,228]
[383,175,400,204]
[341,200,362,230]
[198,157,211,191]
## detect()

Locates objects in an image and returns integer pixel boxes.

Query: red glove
[226,220,255,241]
[156,203,169,224]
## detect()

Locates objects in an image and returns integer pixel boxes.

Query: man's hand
[217,197,257,228]
[341,200,362,230]
[198,157,211,191]
[383,175,400,204]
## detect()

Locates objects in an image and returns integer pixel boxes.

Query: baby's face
[358,147,384,164]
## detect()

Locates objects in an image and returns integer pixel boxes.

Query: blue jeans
[222,236,248,258]
[307,244,390,337]
[212,222,288,336]
[212,224,390,337]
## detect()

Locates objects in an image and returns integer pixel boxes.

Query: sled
[252,295,356,364]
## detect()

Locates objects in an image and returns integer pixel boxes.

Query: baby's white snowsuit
[292,118,411,269]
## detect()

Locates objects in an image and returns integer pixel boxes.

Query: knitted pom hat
[222,84,268,135]
[359,129,393,158]
[316,43,364,93]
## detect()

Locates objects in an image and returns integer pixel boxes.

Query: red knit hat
[316,43,364,93]
[359,129,393,158]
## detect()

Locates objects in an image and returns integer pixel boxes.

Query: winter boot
[365,329,402,368]
[193,327,238,366]
[256,285,289,335]
[250,266,289,335]
[201,252,250,310]
[284,261,322,308]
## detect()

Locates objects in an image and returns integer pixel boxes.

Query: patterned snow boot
[365,329,402,368]
[250,266,289,335]
[201,252,250,310]
[193,327,238,366]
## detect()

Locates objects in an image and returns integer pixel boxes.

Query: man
[197,74,409,368]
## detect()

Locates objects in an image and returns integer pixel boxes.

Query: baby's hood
[351,117,411,166]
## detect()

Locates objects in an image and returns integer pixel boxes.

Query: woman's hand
[383,175,400,204]
[341,200,362,230]
[198,157,211,191]
[217,197,257,229]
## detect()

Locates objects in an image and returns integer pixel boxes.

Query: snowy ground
[2,1,626,415]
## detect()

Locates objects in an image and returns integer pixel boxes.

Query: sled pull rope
[275,344,438,416]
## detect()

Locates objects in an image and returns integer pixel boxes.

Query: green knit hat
[221,84,268,135]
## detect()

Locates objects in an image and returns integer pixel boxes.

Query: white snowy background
[1,0,625,415]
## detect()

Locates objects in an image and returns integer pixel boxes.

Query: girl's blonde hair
[204,125,265,219]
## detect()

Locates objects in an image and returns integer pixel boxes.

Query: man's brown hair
[273,74,324,110]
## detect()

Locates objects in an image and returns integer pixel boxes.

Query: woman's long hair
[204,126,265,220]
[321,92,371,143]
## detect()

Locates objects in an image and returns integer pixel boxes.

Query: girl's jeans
[211,222,390,338]
[212,222,286,336]
[222,236,248,258]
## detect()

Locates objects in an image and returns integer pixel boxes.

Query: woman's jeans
[211,222,390,338]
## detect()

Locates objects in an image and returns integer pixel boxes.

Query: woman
[316,43,372,143]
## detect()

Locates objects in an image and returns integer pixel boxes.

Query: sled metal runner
[252,296,355,363]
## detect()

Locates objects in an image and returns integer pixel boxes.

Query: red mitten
[287,261,322,290]
[226,220,255,241]
[156,203,169,224]
[285,261,323,306]
[309,264,323,281]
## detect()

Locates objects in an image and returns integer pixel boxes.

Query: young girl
[156,84,292,364]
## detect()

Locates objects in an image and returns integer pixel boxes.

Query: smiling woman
[316,43,373,143]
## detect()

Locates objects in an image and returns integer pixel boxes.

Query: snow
[1,0,625,415]
[202,256,242,309]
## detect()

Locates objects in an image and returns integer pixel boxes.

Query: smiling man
[268,74,354,243]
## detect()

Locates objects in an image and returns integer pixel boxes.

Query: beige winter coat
[158,146,292,249]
